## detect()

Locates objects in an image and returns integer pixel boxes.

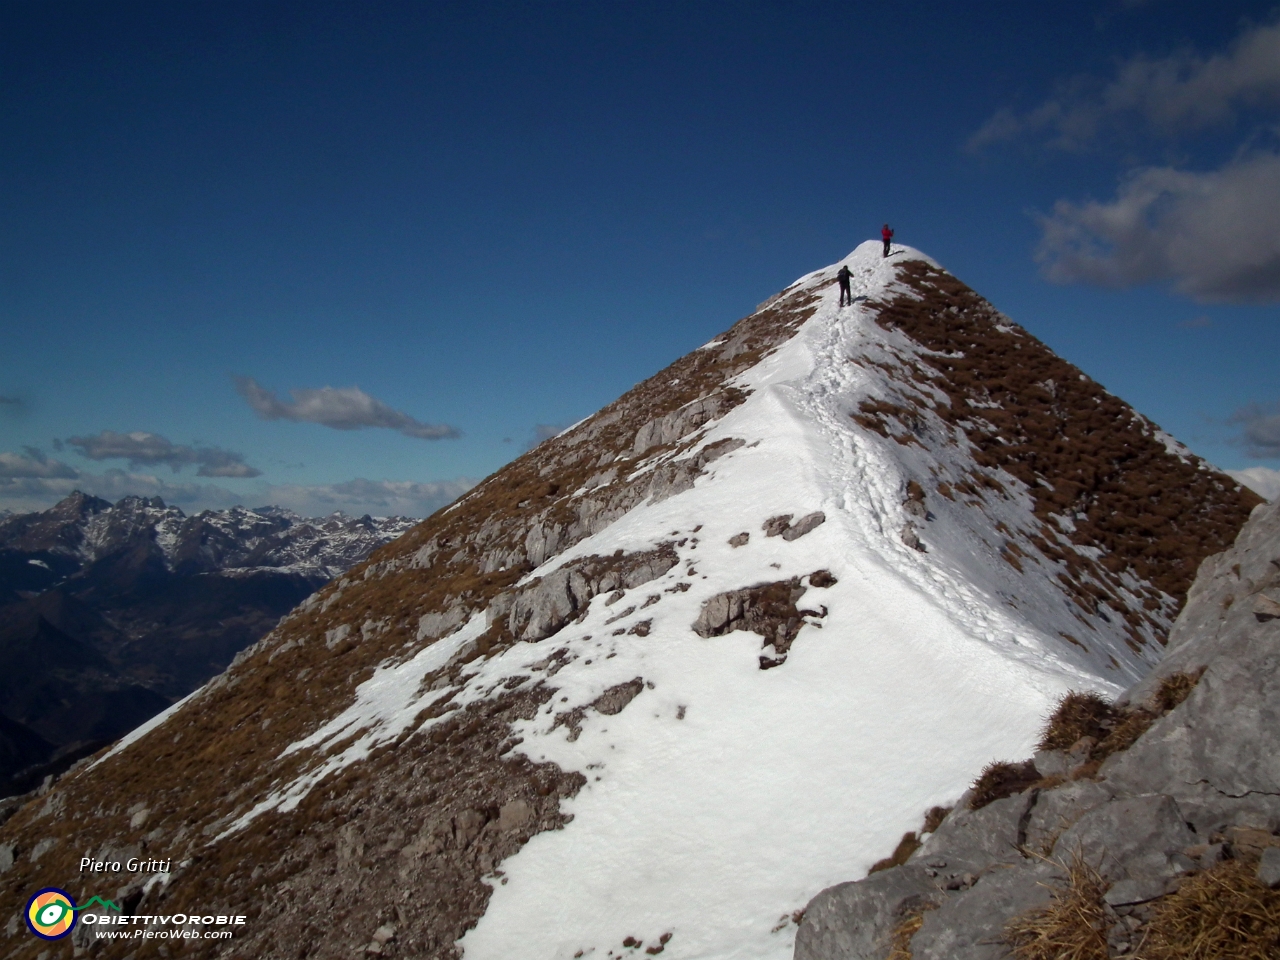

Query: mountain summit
[0,242,1258,960]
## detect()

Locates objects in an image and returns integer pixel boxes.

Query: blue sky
[2,0,1279,516]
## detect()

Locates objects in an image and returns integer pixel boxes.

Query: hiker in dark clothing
[837,264,853,306]
[882,224,894,258]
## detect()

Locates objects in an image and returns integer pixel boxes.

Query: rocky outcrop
[500,544,680,643]
[632,393,735,455]
[796,497,1280,960]
[762,511,827,542]
[693,571,833,668]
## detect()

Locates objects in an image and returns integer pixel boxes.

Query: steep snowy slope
[0,243,1257,960]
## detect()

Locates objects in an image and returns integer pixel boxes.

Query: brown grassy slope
[0,284,822,960]
[868,260,1259,634]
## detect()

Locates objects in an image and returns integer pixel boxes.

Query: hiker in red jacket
[882,224,894,258]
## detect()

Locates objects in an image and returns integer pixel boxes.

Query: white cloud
[968,21,1280,303]
[1035,153,1280,302]
[236,377,460,440]
[969,21,1280,151]
[66,430,262,478]
[1228,402,1280,458]
[0,448,78,480]
[1228,466,1280,501]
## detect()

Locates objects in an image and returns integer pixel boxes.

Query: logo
[25,888,77,940]
[24,890,121,940]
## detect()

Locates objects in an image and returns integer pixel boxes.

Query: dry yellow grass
[970,759,1040,810]
[883,259,1260,617]
[1003,854,1109,960]
[886,903,938,960]
[1137,858,1280,960]
[921,805,951,834]
[886,915,923,960]
[869,831,922,875]
[1152,668,1204,713]
[1038,691,1118,752]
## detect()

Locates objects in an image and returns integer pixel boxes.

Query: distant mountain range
[0,492,415,794]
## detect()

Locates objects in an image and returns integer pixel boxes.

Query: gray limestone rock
[592,678,644,716]
[1032,749,1069,779]
[1049,795,1195,882]
[1021,779,1114,857]
[693,591,746,638]
[632,393,729,455]
[505,545,679,643]
[912,792,1036,875]
[497,799,533,833]
[622,554,680,589]
[910,861,1060,960]
[1138,779,1280,836]
[1103,876,1168,907]
[1119,497,1280,708]
[417,605,468,641]
[763,514,794,538]
[794,865,944,960]
[1092,499,1280,842]
[1257,846,1280,888]
[1101,627,1280,804]
[524,522,563,567]
[508,567,581,642]
[782,512,826,541]
[1254,593,1280,622]
[692,580,803,639]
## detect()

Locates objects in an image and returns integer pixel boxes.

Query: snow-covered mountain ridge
[0,242,1258,960]
[0,492,416,581]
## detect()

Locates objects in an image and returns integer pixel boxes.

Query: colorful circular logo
[25,888,77,940]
